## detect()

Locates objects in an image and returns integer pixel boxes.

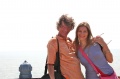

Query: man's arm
[48,64,55,79]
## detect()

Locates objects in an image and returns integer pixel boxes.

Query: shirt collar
[56,35,67,41]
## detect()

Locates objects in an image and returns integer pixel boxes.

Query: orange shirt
[47,35,83,79]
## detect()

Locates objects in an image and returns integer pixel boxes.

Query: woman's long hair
[74,22,93,54]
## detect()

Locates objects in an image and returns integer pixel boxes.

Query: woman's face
[77,26,88,41]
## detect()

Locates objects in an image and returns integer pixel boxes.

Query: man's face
[58,22,72,38]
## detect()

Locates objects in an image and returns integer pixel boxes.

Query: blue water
[0,49,119,79]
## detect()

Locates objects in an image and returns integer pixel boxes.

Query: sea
[0,49,120,79]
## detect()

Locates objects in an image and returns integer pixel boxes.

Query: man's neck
[57,34,67,40]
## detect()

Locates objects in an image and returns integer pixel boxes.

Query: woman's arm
[94,36,113,63]
[101,42,113,63]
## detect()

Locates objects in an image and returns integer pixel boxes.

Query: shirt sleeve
[47,39,57,64]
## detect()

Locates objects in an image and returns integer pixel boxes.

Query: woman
[74,22,114,79]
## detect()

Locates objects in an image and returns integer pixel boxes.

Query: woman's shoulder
[89,43,102,51]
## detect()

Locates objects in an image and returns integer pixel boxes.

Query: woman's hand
[93,36,106,46]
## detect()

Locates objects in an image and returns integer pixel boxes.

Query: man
[47,14,84,79]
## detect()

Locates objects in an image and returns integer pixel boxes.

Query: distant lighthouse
[19,60,32,78]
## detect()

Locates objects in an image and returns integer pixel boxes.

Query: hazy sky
[0,0,120,54]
